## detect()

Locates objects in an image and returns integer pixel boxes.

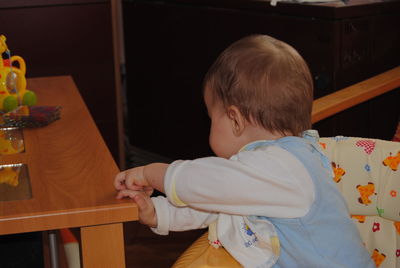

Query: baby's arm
[114,163,168,194]
[116,189,218,234]
[115,164,218,233]
[151,195,218,235]
[164,149,314,218]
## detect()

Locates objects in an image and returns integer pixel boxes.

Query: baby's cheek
[209,136,222,156]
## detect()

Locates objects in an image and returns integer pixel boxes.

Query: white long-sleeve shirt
[151,144,315,267]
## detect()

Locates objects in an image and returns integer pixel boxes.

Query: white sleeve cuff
[150,196,170,235]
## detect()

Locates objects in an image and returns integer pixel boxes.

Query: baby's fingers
[143,186,154,196]
[114,172,128,190]
[124,166,146,188]
[134,194,157,227]
[127,184,146,192]
[116,189,141,200]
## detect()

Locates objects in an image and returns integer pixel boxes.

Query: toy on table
[0,165,20,187]
[0,127,24,155]
[0,35,61,128]
[2,105,61,128]
[0,35,37,112]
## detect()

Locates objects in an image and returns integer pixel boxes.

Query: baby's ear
[227,105,246,136]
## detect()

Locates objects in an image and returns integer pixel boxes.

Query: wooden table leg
[80,223,126,268]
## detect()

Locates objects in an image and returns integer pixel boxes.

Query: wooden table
[0,76,138,267]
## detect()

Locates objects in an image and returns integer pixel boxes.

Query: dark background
[123,0,400,160]
[0,0,120,163]
[2,0,398,163]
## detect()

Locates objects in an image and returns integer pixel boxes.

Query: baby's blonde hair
[204,35,313,136]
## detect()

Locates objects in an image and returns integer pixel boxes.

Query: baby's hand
[116,189,157,228]
[114,166,153,196]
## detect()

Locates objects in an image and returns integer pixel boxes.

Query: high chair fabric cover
[172,137,400,268]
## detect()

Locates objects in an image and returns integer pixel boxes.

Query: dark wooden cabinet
[0,0,122,164]
[123,0,400,160]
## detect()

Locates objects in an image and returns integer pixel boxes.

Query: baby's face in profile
[204,88,241,159]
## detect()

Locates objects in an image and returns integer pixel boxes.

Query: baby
[115,35,374,267]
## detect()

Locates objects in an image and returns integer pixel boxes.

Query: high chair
[172,66,400,268]
[321,136,399,267]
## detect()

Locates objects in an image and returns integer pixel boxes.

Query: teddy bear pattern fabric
[319,136,400,268]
